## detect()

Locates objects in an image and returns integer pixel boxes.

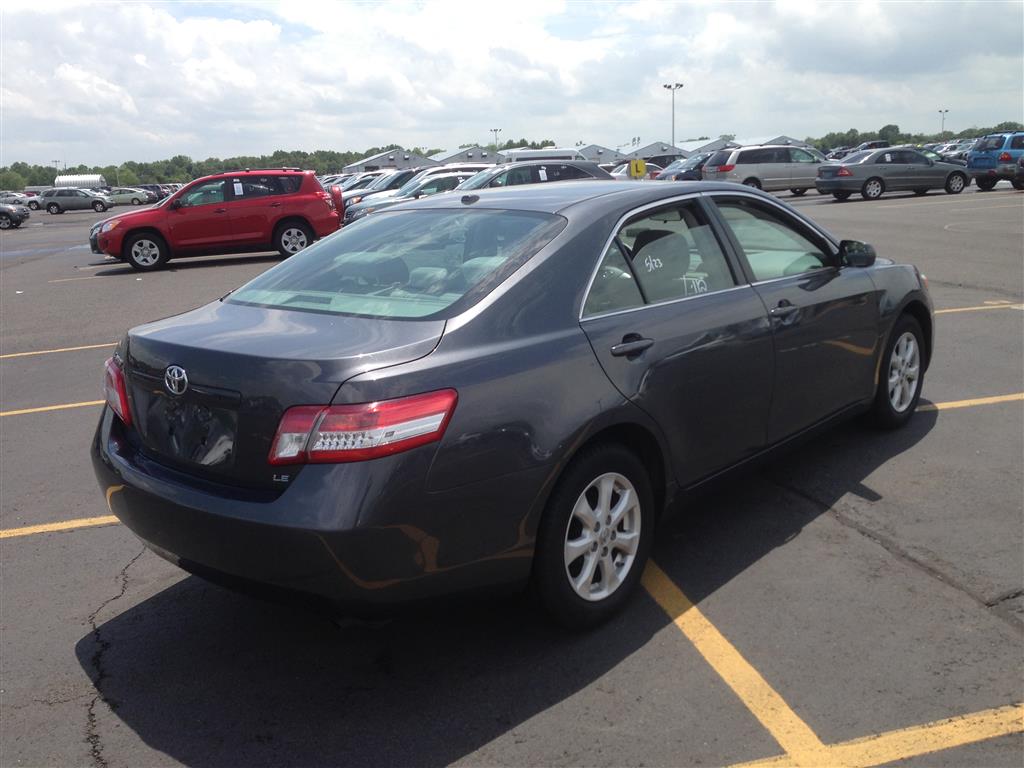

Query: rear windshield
[228,209,566,320]
[706,150,732,166]
[975,136,1005,151]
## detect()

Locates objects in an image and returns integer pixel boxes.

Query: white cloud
[0,0,1021,166]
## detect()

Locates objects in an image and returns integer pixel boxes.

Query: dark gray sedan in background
[92,181,933,628]
[816,147,970,201]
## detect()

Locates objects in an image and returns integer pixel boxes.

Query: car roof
[387,179,761,216]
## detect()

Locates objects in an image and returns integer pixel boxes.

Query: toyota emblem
[164,365,188,396]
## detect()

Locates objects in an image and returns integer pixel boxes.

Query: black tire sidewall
[275,221,313,257]
[976,177,997,191]
[533,443,656,629]
[742,178,761,189]
[47,204,60,214]
[872,315,925,429]
[0,215,10,229]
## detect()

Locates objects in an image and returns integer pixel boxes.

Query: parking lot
[1,184,1022,767]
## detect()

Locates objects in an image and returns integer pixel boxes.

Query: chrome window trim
[578,191,740,322]
[581,284,752,323]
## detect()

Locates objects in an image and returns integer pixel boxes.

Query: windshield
[457,167,507,191]
[366,172,399,191]
[228,209,566,320]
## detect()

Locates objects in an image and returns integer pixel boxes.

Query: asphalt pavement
[1,183,1022,767]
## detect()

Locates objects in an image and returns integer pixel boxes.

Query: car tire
[742,178,762,189]
[861,177,885,200]
[1011,180,1024,191]
[789,188,807,196]
[872,314,925,430]
[975,176,998,191]
[131,197,142,205]
[0,214,11,230]
[944,173,967,195]
[124,232,170,271]
[274,221,314,256]
[533,443,655,629]
[46,203,61,214]
[28,200,40,210]
[92,201,107,212]
[832,191,851,201]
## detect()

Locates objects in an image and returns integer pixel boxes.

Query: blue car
[967,131,1024,190]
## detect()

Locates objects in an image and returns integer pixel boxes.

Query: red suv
[90,169,342,271]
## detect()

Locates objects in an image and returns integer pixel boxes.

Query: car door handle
[214,208,228,214]
[269,202,282,208]
[610,336,654,358]
[770,300,799,317]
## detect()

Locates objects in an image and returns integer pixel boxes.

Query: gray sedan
[816,148,970,201]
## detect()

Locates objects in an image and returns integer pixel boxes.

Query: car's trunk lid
[124,300,443,491]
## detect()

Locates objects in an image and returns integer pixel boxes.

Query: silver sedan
[815,148,971,201]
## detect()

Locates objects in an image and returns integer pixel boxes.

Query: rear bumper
[815,178,860,193]
[969,165,1016,180]
[91,409,542,611]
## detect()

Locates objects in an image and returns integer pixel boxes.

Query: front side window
[714,199,833,281]
[229,209,566,320]
[180,180,226,207]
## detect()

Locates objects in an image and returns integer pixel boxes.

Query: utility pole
[491,128,501,149]
[938,109,949,134]
[662,83,683,147]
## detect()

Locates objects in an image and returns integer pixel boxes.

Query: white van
[501,147,585,162]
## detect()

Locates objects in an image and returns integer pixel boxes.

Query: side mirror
[413,191,422,199]
[840,239,876,268]
[170,198,182,209]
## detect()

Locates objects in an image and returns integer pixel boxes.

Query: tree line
[1,126,1019,191]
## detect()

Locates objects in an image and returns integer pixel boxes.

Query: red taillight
[998,152,1012,162]
[103,357,132,426]
[717,164,735,173]
[269,389,458,465]
[837,166,853,177]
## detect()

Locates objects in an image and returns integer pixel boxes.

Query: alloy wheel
[280,227,309,254]
[888,331,920,413]
[948,174,965,193]
[130,239,161,267]
[865,179,883,199]
[563,472,642,602]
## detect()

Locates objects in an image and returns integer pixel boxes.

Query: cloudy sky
[2,1,1022,166]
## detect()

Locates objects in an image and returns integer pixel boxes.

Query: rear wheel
[861,177,885,200]
[975,176,998,191]
[131,197,142,205]
[533,443,655,629]
[1011,180,1024,191]
[832,191,851,201]
[944,173,967,194]
[0,214,11,229]
[46,203,61,214]
[27,200,40,210]
[274,221,313,256]
[742,178,762,189]
[124,232,169,271]
[872,315,925,429]
[92,201,106,212]
[790,188,807,196]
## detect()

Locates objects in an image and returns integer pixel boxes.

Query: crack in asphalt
[84,548,145,768]
[771,479,1024,633]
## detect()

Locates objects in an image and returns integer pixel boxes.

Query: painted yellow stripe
[733,703,1024,767]
[935,304,1024,315]
[0,400,104,417]
[642,562,830,765]
[0,342,115,360]
[0,515,119,539]
[918,393,1024,412]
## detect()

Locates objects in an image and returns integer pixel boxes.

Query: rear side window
[1010,135,1024,150]
[233,176,284,198]
[976,136,1005,151]
[714,199,833,281]
[228,209,566,319]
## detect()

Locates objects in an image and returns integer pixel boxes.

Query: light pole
[490,128,501,149]
[662,82,683,147]
[938,109,949,134]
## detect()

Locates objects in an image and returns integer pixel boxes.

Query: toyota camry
[92,180,934,628]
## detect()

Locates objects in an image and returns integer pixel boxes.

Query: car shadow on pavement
[92,253,281,276]
[75,410,936,767]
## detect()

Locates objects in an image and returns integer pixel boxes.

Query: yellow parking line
[0,342,115,360]
[918,393,1024,412]
[733,703,1024,767]
[0,515,119,539]
[642,562,831,764]
[935,304,1024,314]
[0,400,104,417]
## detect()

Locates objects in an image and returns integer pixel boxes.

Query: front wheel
[275,221,313,256]
[533,443,655,629]
[832,191,851,201]
[861,177,885,200]
[124,232,170,271]
[92,201,106,212]
[944,173,967,194]
[0,214,11,230]
[872,315,925,429]
[975,176,998,191]
[790,188,807,196]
